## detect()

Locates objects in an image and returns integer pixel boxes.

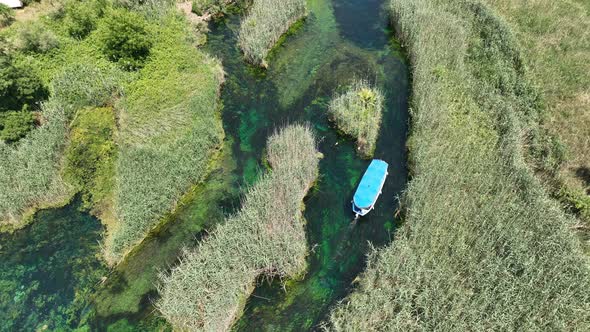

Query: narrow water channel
[0,0,408,330]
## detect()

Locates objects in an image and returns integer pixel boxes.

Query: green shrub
[328,79,383,158]
[0,100,71,231]
[50,62,121,113]
[560,187,590,221]
[116,0,176,18]
[103,16,225,263]
[96,8,152,70]
[191,0,212,16]
[63,0,107,39]
[63,107,116,210]
[0,4,14,28]
[238,0,306,67]
[329,0,590,330]
[0,55,48,112]
[0,111,35,143]
[157,124,321,331]
[14,22,60,54]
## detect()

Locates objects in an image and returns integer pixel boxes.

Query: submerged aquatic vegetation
[329,79,383,158]
[238,0,306,67]
[157,124,321,331]
[63,106,116,211]
[330,0,590,330]
[104,14,225,264]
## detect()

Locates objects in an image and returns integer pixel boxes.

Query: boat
[352,159,388,217]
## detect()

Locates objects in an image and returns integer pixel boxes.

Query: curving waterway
[0,0,408,330]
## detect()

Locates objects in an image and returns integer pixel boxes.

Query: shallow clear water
[0,0,408,330]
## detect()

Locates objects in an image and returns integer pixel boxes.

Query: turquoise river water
[0,0,408,330]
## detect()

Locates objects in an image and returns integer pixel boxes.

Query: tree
[97,9,152,70]
[0,55,48,113]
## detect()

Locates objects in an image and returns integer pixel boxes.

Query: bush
[329,0,590,330]
[50,62,120,113]
[157,124,321,331]
[0,55,48,113]
[0,111,35,143]
[96,8,152,70]
[238,0,306,67]
[14,22,60,53]
[328,79,383,158]
[191,0,213,16]
[63,0,107,39]
[0,4,14,28]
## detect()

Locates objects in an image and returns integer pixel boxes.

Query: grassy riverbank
[238,0,306,67]
[329,0,590,330]
[0,101,72,231]
[329,79,383,158]
[0,1,226,265]
[485,0,590,231]
[103,13,225,264]
[157,124,321,331]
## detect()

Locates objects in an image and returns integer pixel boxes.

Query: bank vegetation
[0,0,226,266]
[329,0,590,330]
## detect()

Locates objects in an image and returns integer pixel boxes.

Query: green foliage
[116,0,176,19]
[50,62,121,113]
[560,187,590,221]
[0,54,48,112]
[329,0,590,330]
[0,100,71,230]
[0,111,34,143]
[328,79,383,158]
[191,0,213,16]
[96,8,152,70]
[14,21,60,54]
[63,0,107,39]
[238,0,306,67]
[63,107,116,210]
[157,124,321,331]
[21,0,41,6]
[0,4,14,28]
[103,15,225,263]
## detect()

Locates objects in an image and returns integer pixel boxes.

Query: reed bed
[329,79,383,158]
[103,20,226,264]
[238,0,306,67]
[329,0,590,330]
[0,101,72,231]
[157,124,321,331]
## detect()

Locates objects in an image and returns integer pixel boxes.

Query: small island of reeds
[329,79,384,159]
[238,0,307,67]
[157,124,321,331]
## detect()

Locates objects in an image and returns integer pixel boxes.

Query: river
[0,0,408,330]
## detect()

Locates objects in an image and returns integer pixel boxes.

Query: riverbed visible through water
[0,0,408,330]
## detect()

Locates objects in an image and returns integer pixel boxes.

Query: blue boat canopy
[353,159,388,209]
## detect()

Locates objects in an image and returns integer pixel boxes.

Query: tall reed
[329,0,590,330]
[238,0,306,67]
[157,124,321,331]
[328,79,383,158]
